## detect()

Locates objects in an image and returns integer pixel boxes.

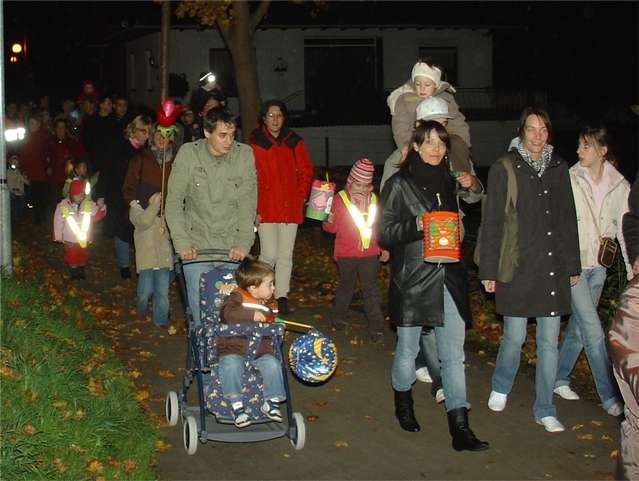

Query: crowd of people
[6,61,639,472]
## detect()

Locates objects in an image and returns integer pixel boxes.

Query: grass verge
[1,274,157,480]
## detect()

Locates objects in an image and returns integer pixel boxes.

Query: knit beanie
[69,179,86,196]
[411,62,442,88]
[347,158,375,186]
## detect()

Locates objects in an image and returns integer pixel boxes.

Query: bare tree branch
[249,0,271,32]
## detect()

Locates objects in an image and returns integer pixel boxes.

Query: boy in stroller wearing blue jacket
[219,260,287,427]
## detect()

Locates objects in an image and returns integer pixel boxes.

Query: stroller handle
[195,248,232,257]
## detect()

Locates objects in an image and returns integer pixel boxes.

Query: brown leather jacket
[218,288,277,358]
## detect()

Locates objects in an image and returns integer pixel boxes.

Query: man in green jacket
[165,108,257,324]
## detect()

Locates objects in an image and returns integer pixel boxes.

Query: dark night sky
[3,1,638,118]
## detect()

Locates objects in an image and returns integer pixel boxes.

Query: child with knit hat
[322,158,389,342]
[387,61,470,153]
[53,179,106,280]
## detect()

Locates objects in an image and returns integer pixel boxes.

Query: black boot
[69,266,79,280]
[394,389,420,432]
[447,407,489,451]
[78,266,86,280]
[120,267,131,279]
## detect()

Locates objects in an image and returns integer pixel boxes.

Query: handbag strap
[501,155,517,210]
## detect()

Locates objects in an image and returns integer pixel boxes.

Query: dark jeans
[331,256,384,335]
[29,181,49,224]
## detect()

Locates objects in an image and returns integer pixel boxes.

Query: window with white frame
[304,37,386,124]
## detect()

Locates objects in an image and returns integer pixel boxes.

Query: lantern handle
[274,317,312,330]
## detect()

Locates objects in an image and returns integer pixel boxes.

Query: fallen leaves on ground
[155,439,171,451]
[86,460,104,474]
[306,415,320,422]
[334,440,349,448]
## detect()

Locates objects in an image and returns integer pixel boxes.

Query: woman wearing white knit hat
[387,61,470,152]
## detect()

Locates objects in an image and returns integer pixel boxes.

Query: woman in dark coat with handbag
[378,120,488,452]
[478,107,581,433]
[98,114,152,278]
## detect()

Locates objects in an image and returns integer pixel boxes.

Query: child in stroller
[218,259,286,428]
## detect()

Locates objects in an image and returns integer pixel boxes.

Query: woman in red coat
[248,100,314,314]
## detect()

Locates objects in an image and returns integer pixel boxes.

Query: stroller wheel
[289,412,306,451]
[183,415,198,455]
[165,391,179,427]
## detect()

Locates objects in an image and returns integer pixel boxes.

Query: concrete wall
[296,119,518,168]
[125,27,492,110]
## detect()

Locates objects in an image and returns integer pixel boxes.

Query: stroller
[165,249,306,455]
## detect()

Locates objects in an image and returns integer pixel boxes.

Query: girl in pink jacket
[53,179,106,280]
[322,158,389,342]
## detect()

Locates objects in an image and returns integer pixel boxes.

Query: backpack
[473,153,519,283]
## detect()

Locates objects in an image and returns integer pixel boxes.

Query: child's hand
[149,192,162,206]
[96,198,105,208]
[254,311,266,322]
[456,172,480,191]
[379,249,390,262]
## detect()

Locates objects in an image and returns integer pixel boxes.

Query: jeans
[556,267,620,409]
[258,223,298,298]
[418,329,443,397]
[391,287,469,411]
[183,261,237,326]
[218,354,286,402]
[114,236,130,269]
[137,268,170,326]
[492,316,561,419]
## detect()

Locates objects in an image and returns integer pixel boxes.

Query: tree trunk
[217,1,268,140]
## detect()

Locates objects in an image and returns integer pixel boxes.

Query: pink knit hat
[348,158,375,185]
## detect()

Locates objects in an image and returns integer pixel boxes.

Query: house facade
[125,26,521,166]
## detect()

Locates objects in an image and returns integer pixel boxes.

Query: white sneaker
[416,367,433,383]
[553,385,580,401]
[536,416,565,433]
[435,388,445,403]
[606,401,624,417]
[488,391,507,411]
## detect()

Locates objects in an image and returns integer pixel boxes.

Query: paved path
[15,222,621,480]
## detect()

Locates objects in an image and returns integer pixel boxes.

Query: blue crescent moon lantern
[289,329,338,383]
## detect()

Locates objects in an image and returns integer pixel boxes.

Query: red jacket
[46,136,87,184]
[18,129,52,182]
[322,190,381,259]
[248,125,314,224]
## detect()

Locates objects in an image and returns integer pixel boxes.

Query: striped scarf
[514,137,554,177]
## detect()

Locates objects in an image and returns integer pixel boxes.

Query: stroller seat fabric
[198,266,284,422]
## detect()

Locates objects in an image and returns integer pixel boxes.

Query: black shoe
[78,266,86,280]
[277,297,289,315]
[120,267,131,279]
[394,389,420,432]
[69,267,80,280]
[447,407,489,451]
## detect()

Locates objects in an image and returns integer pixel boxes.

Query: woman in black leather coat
[378,120,488,452]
